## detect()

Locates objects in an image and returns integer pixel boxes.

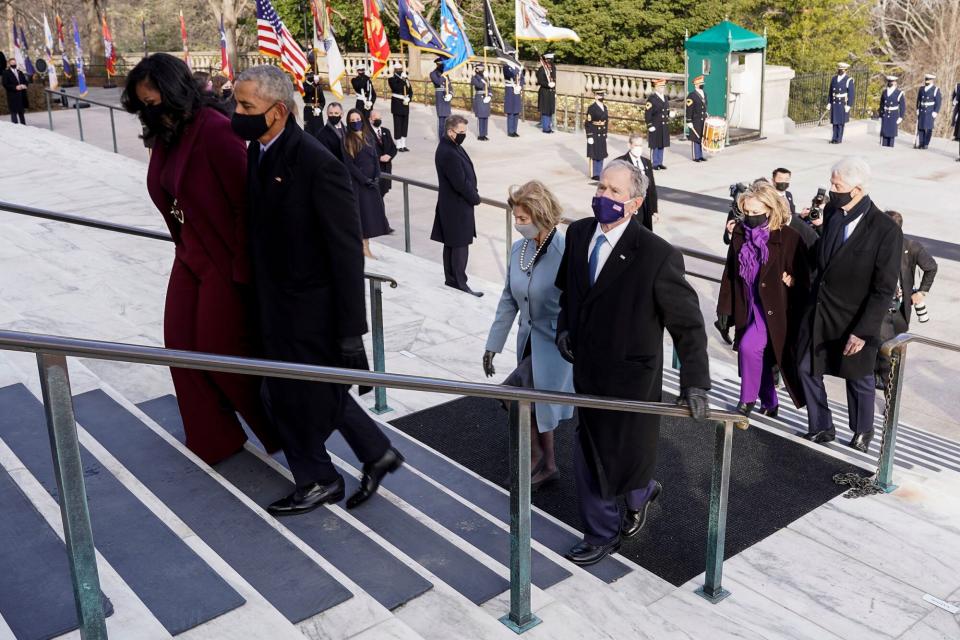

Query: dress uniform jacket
[472,73,492,118]
[2,67,29,113]
[685,89,707,138]
[503,65,524,114]
[351,74,376,110]
[388,73,412,115]
[952,83,960,138]
[431,68,452,117]
[916,85,942,130]
[556,217,710,497]
[486,234,574,431]
[614,152,657,231]
[829,74,854,124]
[802,198,902,379]
[644,93,671,148]
[585,102,608,160]
[431,136,480,247]
[879,88,906,138]
[302,76,326,123]
[536,63,556,116]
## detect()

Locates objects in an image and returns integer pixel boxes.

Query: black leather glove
[339,336,373,395]
[556,330,574,363]
[677,387,710,422]
[482,350,496,377]
[714,314,733,345]
[366,178,379,188]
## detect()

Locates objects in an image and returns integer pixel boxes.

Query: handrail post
[696,419,733,604]
[876,344,907,492]
[75,98,84,142]
[46,90,54,130]
[108,108,118,154]
[36,353,108,639]
[368,279,391,414]
[501,400,541,634]
[402,181,411,253]
[505,206,512,268]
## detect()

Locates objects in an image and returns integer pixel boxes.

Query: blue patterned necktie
[589,234,606,286]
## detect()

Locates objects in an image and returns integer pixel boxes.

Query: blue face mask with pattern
[591,196,626,224]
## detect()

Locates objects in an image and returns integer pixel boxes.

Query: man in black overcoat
[233,65,402,515]
[432,115,483,297]
[370,109,397,196]
[615,133,658,231]
[798,157,902,452]
[2,58,29,124]
[555,159,711,566]
[308,101,345,162]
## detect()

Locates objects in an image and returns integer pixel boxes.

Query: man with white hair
[555,159,710,565]
[797,156,902,453]
[232,65,403,515]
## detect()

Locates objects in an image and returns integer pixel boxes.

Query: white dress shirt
[587,218,631,279]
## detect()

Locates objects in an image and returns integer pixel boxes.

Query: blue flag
[398,0,450,57]
[72,18,87,96]
[439,0,473,75]
[20,27,36,76]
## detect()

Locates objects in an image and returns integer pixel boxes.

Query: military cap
[693,75,705,85]
[653,78,666,87]
[924,73,936,80]
[543,53,555,59]
[885,75,898,82]
[836,62,850,70]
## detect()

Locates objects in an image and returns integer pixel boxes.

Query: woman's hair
[122,53,224,145]
[507,181,564,231]
[211,74,230,95]
[736,182,790,231]
[343,108,371,159]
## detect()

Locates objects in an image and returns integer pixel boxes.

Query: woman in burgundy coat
[717,182,810,417]
[123,53,279,463]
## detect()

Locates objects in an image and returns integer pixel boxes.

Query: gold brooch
[170,199,184,224]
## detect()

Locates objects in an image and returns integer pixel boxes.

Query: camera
[914,300,930,323]
[809,187,827,221]
[729,182,749,218]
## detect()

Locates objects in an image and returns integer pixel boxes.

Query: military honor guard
[471,64,492,140]
[915,73,941,149]
[644,78,671,170]
[351,65,376,118]
[370,110,398,197]
[585,89,608,180]
[879,76,906,147]
[388,62,413,152]
[685,75,708,162]
[827,62,854,144]
[430,57,454,140]
[503,63,524,137]
[536,53,557,134]
[302,59,327,130]
[951,80,959,142]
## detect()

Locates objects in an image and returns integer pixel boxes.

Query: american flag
[256,0,308,91]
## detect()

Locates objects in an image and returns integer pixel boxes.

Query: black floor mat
[390,396,859,586]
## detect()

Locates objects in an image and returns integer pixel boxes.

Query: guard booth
[685,21,767,145]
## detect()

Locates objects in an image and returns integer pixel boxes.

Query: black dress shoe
[565,538,621,566]
[658,164,667,170]
[621,480,662,539]
[758,405,779,418]
[460,287,484,297]
[346,447,404,509]
[736,401,755,417]
[802,430,836,444]
[849,431,874,453]
[268,477,345,516]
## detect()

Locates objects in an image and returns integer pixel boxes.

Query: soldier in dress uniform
[351,65,376,118]
[915,73,941,150]
[879,75,906,148]
[685,75,708,163]
[388,62,412,152]
[430,57,453,140]
[536,53,557,134]
[584,88,608,180]
[503,63,524,137]
[644,78,671,170]
[472,64,492,141]
[370,109,398,197]
[827,62,854,144]
[302,69,326,129]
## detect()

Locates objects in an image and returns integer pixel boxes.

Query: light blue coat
[485,233,574,432]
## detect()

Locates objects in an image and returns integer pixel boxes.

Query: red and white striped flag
[256,0,308,92]
[179,10,192,69]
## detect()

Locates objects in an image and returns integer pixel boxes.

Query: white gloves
[933,112,938,118]
[548,82,555,88]
[483,96,491,104]
[668,109,676,118]
[587,137,594,144]
[313,74,320,83]
[313,107,322,116]
[364,100,373,110]
[444,94,453,102]
[403,98,410,105]
[844,105,850,113]
[648,126,656,133]
[897,117,903,124]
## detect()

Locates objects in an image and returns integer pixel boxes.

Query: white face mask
[514,222,540,240]
[629,146,644,157]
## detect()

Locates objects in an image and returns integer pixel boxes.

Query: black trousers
[798,347,875,435]
[9,109,25,124]
[393,114,409,139]
[442,245,469,289]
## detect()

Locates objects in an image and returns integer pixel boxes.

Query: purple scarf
[738,223,770,287]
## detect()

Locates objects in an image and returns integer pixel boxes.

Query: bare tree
[207,0,250,72]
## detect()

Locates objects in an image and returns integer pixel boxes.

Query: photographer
[722,182,751,245]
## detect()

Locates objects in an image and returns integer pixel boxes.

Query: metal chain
[832,351,899,498]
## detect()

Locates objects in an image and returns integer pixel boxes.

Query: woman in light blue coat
[484,181,574,489]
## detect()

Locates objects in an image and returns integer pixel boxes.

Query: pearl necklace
[518,228,555,272]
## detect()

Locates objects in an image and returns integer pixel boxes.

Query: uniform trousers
[918,129,933,148]
[650,147,664,167]
[798,346,875,435]
[164,257,280,464]
[393,114,409,140]
[540,114,553,132]
[691,140,704,160]
[738,298,779,409]
[881,136,895,147]
[831,124,845,143]
[442,245,470,290]
[477,117,488,138]
[437,115,447,140]
[9,109,25,124]
[573,432,657,545]
[590,159,603,178]
[506,113,519,135]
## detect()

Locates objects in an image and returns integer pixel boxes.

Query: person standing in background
[431,57,453,139]
[503,63,524,137]
[309,102,345,161]
[472,64,492,141]
[915,73,941,150]
[343,108,391,259]
[685,75,707,162]
[369,109,397,197]
[351,65,376,118]
[879,75,905,148]
[827,62,854,144]
[2,58,29,124]
[614,134,658,230]
[302,68,326,130]
[585,89,608,180]
[536,53,557,134]
[645,78,670,170]
[388,62,412,152]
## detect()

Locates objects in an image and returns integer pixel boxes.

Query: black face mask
[696,84,704,90]
[830,189,854,209]
[454,132,466,145]
[140,104,171,133]
[774,181,789,192]
[372,118,382,127]
[886,81,894,88]
[327,115,341,126]
[222,89,233,100]
[231,106,274,141]
[743,214,767,228]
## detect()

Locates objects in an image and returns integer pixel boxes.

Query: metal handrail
[44,88,125,154]
[0,328,745,637]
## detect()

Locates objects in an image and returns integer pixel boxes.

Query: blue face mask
[591,195,626,224]
[349,121,364,132]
